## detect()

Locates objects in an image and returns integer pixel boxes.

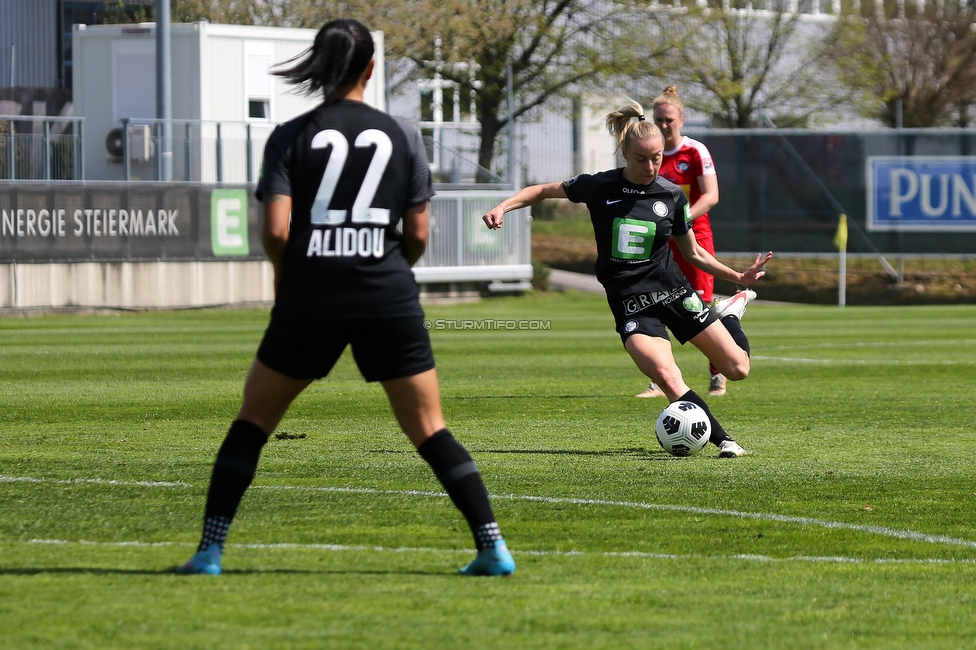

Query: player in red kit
[635,86,748,399]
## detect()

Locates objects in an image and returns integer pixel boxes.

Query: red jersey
[660,136,718,301]
[658,136,716,240]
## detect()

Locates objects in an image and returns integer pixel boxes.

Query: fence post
[246,122,253,184]
[216,121,223,183]
[122,118,131,181]
[44,120,51,180]
[78,119,85,180]
[457,196,465,266]
[7,120,14,180]
[155,121,162,181]
[184,122,192,181]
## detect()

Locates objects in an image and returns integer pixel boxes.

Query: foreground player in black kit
[483,101,772,458]
[178,19,513,576]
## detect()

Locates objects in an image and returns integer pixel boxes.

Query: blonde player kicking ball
[483,101,771,458]
[637,85,733,399]
[177,19,513,576]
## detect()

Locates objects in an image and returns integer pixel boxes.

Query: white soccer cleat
[712,289,757,321]
[718,440,747,458]
[635,382,666,398]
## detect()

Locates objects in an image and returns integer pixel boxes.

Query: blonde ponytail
[605,100,662,152]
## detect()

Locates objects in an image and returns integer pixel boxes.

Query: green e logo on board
[211,189,249,256]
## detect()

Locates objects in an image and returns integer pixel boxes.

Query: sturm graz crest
[682,293,704,313]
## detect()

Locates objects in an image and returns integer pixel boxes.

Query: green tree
[644,0,843,127]
[296,0,665,180]
[119,1,668,178]
[169,0,255,23]
[831,0,976,127]
[99,0,259,24]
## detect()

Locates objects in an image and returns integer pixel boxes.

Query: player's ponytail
[274,18,374,103]
[653,85,685,115]
[606,101,662,152]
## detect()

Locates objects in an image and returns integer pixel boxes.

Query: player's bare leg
[626,333,744,457]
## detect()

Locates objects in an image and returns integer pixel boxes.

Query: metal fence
[113,118,274,184]
[0,115,84,180]
[416,190,532,288]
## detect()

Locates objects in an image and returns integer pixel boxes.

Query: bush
[532,261,551,292]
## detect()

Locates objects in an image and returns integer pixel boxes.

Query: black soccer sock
[197,419,268,552]
[417,428,503,551]
[678,390,732,446]
[721,315,751,356]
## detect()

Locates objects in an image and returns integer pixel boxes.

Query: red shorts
[668,228,715,303]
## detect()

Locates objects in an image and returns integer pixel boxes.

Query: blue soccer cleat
[458,539,515,576]
[176,543,223,575]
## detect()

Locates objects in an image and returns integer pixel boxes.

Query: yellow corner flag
[833,214,848,251]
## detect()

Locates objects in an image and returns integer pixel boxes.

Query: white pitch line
[21,538,976,566]
[765,340,976,351]
[0,475,191,488]
[6,474,976,550]
[752,355,861,364]
[254,485,976,550]
[751,355,969,365]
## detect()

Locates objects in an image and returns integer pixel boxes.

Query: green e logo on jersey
[211,189,250,256]
[612,218,656,260]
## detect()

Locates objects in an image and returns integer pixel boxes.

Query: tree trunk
[476,100,504,183]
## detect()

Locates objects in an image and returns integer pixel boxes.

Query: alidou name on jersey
[306,226,385,258]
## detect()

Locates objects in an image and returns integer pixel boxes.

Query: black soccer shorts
[609,284,719,345]
[256,313,436,382]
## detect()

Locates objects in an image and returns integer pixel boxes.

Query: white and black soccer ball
[655,400,711,457]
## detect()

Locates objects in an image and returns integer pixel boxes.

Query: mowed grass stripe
[5,472,976,550]
[20,538,976,566]
[3,295,976,649]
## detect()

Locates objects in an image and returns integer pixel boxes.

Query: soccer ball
[655,401,711,457]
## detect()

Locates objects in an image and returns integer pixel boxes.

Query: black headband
[637,115,645,121]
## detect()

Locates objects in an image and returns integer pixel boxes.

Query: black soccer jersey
[257,99,435,320]
[562,169,692,298]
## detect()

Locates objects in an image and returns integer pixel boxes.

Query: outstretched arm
[672,231,772,285]
[483,182,567,230]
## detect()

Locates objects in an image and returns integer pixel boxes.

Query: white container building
[72,22,386,182]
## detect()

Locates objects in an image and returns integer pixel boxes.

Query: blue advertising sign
[867,157,976,232]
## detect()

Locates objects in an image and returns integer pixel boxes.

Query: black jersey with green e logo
[562,169,691,298]
[257,99,434,320]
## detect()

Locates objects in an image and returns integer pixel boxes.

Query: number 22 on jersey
[309,129,392,226]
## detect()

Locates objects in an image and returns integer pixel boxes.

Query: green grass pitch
[1,292,975,648]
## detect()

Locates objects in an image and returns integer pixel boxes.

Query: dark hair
[275,19,374,102]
